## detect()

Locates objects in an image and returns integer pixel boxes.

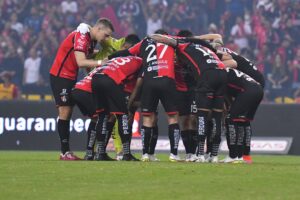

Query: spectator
[0,71,20,100]
[230,16,252,49]
[267,54,290,100]
[61,0,78,14]
[23,48,42,88]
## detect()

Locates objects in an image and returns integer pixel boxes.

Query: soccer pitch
[0,151,299,200]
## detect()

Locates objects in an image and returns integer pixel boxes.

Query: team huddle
[49,18,264,163]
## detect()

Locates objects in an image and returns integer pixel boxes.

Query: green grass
[0,151,300,200]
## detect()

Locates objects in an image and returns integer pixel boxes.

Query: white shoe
[185,153,192,162]
[236,157,245,164]
[204,153,211,160]
[116,152,123,161]
[169,153,182,162]
[196,155,206,163]
[141,153,150,162]
[220,156,238,163]
[189,154,199,162]
[207,156,219,163]
[149,154,160,161]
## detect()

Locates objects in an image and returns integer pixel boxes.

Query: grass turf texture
[0,151,300,200]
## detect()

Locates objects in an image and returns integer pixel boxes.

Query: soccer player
[221,68,263,163]
[174,30,198,162]
[91,56,143,161]
[149,34,237,162]
[81,34,140,160]
[49,18,114,160]
[213,40,265,163]
[109,34,182,162]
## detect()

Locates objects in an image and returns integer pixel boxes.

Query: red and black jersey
[124,78,137,93]
[128,37,175,80]
[50,31,96,80]
[96,56,143,85]
[221,47,265,87]
[74,67,101,93]
[176,42,225,77]
[174,64,196,92]
[226,68,260,97]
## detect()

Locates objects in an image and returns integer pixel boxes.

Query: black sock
[117,114,131,154]
[168,123,180,155]
[181,130,190,154]
[149,126,158,154]
[197,111,209,155]
[211,111,222,157]
[57,119,70,154]
[190,130,198,154]
[95,113,107,155]
[104,121,115,149]
[228,119,237,158]
[86,121,97,151]
[141,126,152,154]
[236,122,245,158]
[243,122,252,156]
[206,120,213,154]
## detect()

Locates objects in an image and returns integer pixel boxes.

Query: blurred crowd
[0,0,300,103]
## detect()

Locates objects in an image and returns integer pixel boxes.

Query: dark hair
[95,18,114,32]
[177,30,193,37]
[125,34,140,46]
[154,29,168,35]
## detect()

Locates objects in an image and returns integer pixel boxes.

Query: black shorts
[50,75,76,106]
[92,74,128,114]
[196,69,227,110]
[71,89,97,118]
[177,90,197,116]
[230,84,263,121]
[141,77,178,115]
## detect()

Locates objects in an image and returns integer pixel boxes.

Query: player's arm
[74,51,103,68]
[222,59,237,68]
[128,77,143,113]
[193,34,223,41]
[149,34,178,47]
[108,49,132,59]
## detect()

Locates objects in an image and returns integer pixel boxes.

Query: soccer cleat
[206,156,219,163]
[220,156,238,163]
[94,153,116,161]
[60,151,82,161]
[169,153,182,162]
[195,155,206,163]
[185,153,192,162]
[149,154,160,161]
[243,155,253,164]
[236,157,245,164]
[141,153,150,162]
[122,153,140,161]
[84,150,94,161]
[115,152,123,161]
[204,153,211,160]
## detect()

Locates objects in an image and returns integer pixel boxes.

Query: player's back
[97,56,143,85]
[225,68,261,96]
[177,42,225,77]
[222,47,265,87]
[129,37,175,80]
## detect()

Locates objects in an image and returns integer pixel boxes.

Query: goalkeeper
[84,33,140,160]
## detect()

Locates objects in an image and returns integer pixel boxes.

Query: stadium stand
[0,0,300,103]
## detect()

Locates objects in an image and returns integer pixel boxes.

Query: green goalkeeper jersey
[94,37,125,60]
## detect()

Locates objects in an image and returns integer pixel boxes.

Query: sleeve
[95,37,126,60]
[108,49,132,59]
[183,37,217,53]
[128,41,142,55]
[74,32,90,54]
